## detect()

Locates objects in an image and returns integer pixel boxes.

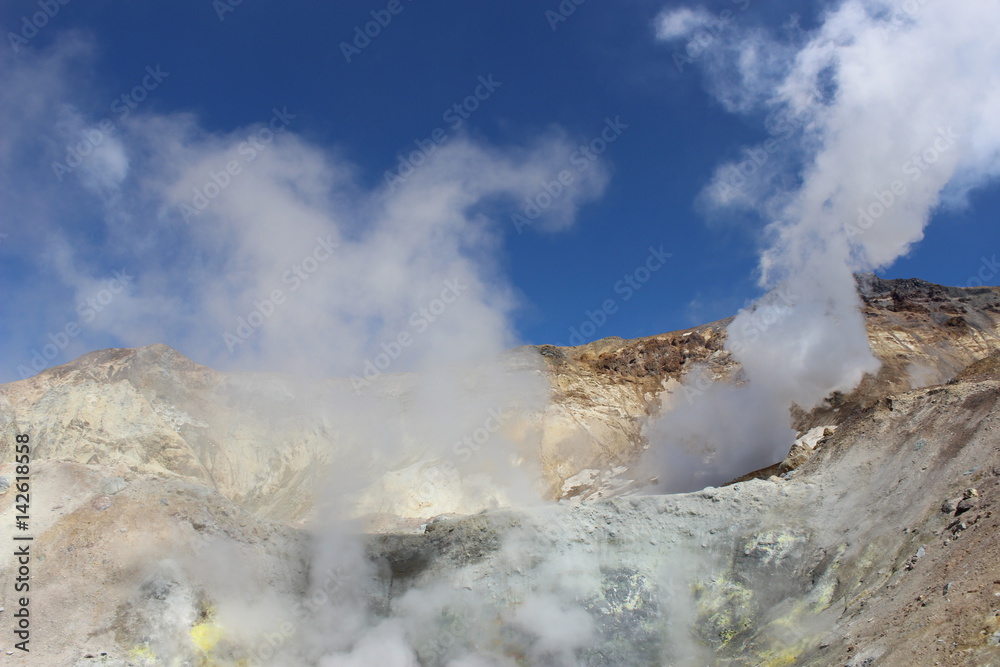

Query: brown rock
[956,496,979,516]
[91,494,112,511]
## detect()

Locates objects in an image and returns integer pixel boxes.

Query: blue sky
[2,0,999,383]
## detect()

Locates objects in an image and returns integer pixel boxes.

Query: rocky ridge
[1,276,1000,665]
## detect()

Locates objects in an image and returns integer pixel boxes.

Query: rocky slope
[1,276,999,665]
[2,277,998,519]
[796,275,1000,431]
[371,372,1000,665]
[536,275,1000,492]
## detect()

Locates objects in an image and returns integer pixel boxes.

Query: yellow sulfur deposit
[190,618,224,654]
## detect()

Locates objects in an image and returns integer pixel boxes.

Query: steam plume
[648,0,1000,489]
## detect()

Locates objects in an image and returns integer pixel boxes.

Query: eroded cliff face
[0,344,342,522]
[1,278,999,665]
[530,322,731,500]
[534,277,1000,496]
[2,279,999,520]
[795,276,1000,432]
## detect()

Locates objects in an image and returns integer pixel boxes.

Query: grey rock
[139,576,177,601]
[0,476,9,494]
[101,477,128,495]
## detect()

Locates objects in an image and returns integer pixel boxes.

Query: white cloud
[654,6,713,41]
[0,36,609,383]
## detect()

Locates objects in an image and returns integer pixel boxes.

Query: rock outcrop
[369,370,1000,665]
